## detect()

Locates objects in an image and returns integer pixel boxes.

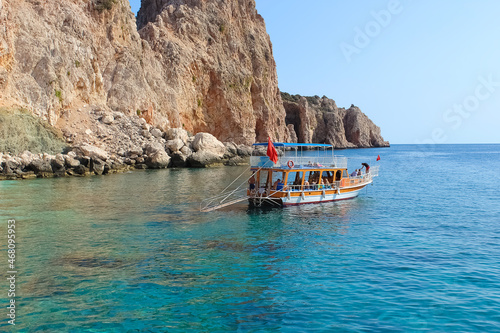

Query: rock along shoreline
[0,125,258,181]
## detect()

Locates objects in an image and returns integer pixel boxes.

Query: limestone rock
[165,128,190,144]
[192,133,225,156]
[282,93,389,148]
[150,128,163,138]
[170,151,188,168]
[187,151,224,168]
[79,145,109,161]
[64,155,81,168]
[28,159,53,174]
[180,145,192,157]
[146,151,171,169]
[144,142,165,156]
[237,145,253,157]
[91,159,105,175]
[166,139,184,153]
[102,115,114,125]
[138,0,289,144]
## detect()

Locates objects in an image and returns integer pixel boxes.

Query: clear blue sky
[128,0,500,144]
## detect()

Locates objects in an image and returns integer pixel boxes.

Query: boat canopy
[252,142,333,148]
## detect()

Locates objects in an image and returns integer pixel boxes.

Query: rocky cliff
[282,93,389,148]
[0,0,288,147]
[0,0,387,166]
[137,0,289,144]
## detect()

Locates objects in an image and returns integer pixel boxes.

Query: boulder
[2,160,20,176]
[20,151,35,165]
[102,115,114,125]
[165,128,189,144]
[64,155,81,168]
[91,158,105,175]
[224,156,248,166]
[187,151,224,168]
[79,144,109,161]
[150,128,163,138]
[50,155,66,174]
[146,150,170,168]
[224,142,238,157]
[144,142,165,155]
[180,145,192,156]
[27,159,53,174]
[127,146,143,156]
[191,133,225,156]
[73,165,88,176]
[166,138,184,152]
[237,145,253,157]
[141,129,152,139]
[170,151,188,168]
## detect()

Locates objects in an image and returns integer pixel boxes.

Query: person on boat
[362,163,370,173]
[273,178,284,190]
[357,169,362,176]
[350,169,358,177]
[248,174,256,190]
[303,180,310,190]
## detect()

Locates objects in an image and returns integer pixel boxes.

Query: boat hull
[248,183,369,207]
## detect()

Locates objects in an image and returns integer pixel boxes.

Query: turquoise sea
[1,144,500,332]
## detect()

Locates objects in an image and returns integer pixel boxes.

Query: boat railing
[250,155,348,169]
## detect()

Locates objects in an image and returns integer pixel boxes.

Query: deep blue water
[1,144,500,332]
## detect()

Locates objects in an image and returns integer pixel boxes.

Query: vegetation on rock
[0,108,66,154]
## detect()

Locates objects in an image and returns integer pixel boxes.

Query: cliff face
[0,0,174,135]
[282,93,389,148]
[0,0,287,146]
[137,0,288,144]
[0,0,386,152]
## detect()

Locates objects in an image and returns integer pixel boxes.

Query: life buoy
[287,160,294,168]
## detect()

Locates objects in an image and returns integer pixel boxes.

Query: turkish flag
[376,155,381,161]
[267,137,278,164]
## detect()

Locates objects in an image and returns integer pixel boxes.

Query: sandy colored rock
[79,144,109,161]
[282,93,389,148]
[192,133,225,156]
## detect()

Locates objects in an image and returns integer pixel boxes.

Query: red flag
[266,137,278,164]
[376,155,381,161]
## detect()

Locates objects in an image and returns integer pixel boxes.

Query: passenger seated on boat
[273,179,284,190]
[303,180,310,190]
[350,170,358,177]
[357,169,362,176]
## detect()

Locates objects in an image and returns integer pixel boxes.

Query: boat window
[286,171,303,189]
[305,171,320,185]
[258,170,271,188]
[335,170,342,181]
[342,170,348,178]
[322,171,334,183]
[271,171,285,184]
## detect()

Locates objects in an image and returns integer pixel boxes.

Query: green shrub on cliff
[95,0,116,12]
[0,108,66,154]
